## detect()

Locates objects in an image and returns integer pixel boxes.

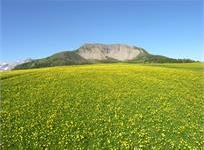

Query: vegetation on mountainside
[128,54,196,63]
[14,52,89,69]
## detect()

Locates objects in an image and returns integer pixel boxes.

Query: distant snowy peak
[0,59,32,71]
[0,63,10,71]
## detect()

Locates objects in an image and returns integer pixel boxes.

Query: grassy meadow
[1,63,204,149]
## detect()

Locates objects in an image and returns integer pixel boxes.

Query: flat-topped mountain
[14,43,195,69]
[76,44,147,61]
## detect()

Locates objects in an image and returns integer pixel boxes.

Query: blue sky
[1,0,204,62]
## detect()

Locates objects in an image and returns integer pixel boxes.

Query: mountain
[0,59,32,71]
[14,43,196,69]
[0,63,11,71]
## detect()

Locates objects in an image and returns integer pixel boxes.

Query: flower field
[1,63,204,149]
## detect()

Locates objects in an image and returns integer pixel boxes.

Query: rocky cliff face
[76,44,145,61]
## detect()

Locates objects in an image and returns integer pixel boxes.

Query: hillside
[127,55,196,63]
[1,63,203,149]
[14,43,195,69]
[14,51,89,69]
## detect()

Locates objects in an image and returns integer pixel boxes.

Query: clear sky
[1,0,204,62]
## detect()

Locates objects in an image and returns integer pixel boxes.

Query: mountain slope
[14,43,196,69]
[127,55,196,63]
[14,52,88,69]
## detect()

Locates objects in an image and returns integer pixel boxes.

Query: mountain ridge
[14,43,196,70]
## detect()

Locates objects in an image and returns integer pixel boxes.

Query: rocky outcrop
[76,43,145,61]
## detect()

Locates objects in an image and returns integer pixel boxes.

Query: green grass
[142,63,204,72]
[1,63,204,149]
